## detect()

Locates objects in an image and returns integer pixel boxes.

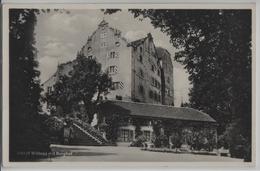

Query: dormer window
[115,41,120,47]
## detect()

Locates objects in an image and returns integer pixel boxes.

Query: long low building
[99,100,217,148]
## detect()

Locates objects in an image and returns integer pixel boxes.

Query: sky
[35,9,191,106]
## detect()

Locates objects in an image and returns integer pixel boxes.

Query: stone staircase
[70,119,108,146]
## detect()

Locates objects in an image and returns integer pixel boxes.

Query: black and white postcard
[1,3,256,168]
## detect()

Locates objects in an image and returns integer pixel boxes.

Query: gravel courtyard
[44,145,243,162]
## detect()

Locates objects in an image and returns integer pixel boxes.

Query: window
[143,131,151,141]
[154,92,160,102]
[151,77,155,86]
[168,90,172,97]
[139,68,144,78]
[155,80,157,87]
[149,90,153,99]
[154,92,158,101]
[115,52,119,58]
[116,95,123,100]
[101,42,107,48]
[165,88,169,95]
[138,84,145,95]
[119,129,132,142]
[120,129,129,142]
[140,46,143,53]
[167,77,170,83]
[115,41,120,47]
[156,81,161,89]
[139,55,143,63]
[151,65,155,72]
[111,82,124,90]
[157,69,160,76]
[110,51,115,58]
[108,52,119,59]
[115,30,121,37]
[87,47,92,52]
[88,55,93,59]
[108,66,118,74]
[47,86,52,94]
[151,77,160,89]
[100,32,107,38]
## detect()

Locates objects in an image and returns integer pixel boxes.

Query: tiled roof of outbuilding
[100,100,216,123]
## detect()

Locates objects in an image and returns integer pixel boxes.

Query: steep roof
[156,47,173,66]
[42,59,76,85]
[128,33,153,48]
[100,100,216,123]
[156,47,170,60]
[128,37,147,47]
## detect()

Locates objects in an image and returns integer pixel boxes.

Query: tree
[46,53,112,123]
[9,9,48,161]
[9,9,72,161]
[104,9,252,160]
[104,114,120,143]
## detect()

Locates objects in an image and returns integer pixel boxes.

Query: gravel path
[44,145,243,162]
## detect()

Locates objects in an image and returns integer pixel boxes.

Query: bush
[44,116,65,135]
[105,114,120,143]
[219,120,251,161]
[169,132,182,149]
[43,116,65,145]
[130,135,147,147]
[153,135,168,148]
[218,134,229,149]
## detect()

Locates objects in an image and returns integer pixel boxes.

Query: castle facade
[42,20,174,107]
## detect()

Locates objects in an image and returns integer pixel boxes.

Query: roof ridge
[130,37,146,43]
[110,99,190,109]
[106,100,216,123]
[41,71,57,85]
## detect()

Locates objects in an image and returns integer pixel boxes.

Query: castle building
[42,20,173,106]
[42,20,217,147]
